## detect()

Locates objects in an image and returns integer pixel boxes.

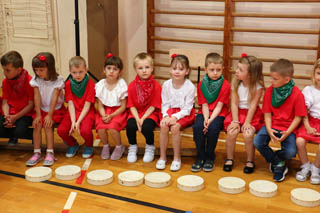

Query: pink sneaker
[101,145,110,160]
[43,152,56,166]
[111,145,125,160]
[26,152,42,166]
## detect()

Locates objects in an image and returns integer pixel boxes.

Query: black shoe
[223,159,234,172]
[243,161,255,174]
[8,137,18,146]
[273,165,288,182]
[191,159,204,172]
[203,159,214,172]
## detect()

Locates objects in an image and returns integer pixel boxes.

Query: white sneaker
[170,160,181,172]
[143,144,155,163]
[127,145,138,163]
[310,164,320,185]
[296,162,311,182]
[156,159,166,170]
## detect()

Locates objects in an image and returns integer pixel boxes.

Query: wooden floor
[0,131,320,213]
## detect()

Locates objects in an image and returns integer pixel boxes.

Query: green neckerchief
[272,79,295,108]
[69,74,89,98]
[200,74,224,104]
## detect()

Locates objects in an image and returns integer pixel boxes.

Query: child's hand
[44,115,53,128]
[306,126,320,136]
[75,121,81,134]
[69,122,76,136]
[32,116,42,128]
[241,122,254,135]
[267,128,280,143]
[169,116,177,125]
[9,114,17,125]
[104,114,113,124]
[136,118,143,132]
[203,118,209,134]
[278,131,289,142]
[227,122,240,134]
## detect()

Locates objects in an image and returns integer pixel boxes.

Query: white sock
[47,149,54,153]
[34,149,41,153]
[103,144,109,147]
[116,145,122,148]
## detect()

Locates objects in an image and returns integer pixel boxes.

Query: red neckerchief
[6,69,28,97]
[135,75,154,108]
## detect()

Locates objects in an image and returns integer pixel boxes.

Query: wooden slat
[232,27,318,35]
[231,41,318,50]
[150,49,169,55]
[229,70,311,80]
[232,12,320,19]
[152,23,224,31]
[147,0,155,57]
[154,62,205,71]
[230,56,314,65]
[151,36,223,45]
[233,0,320,2]
[151,9,225,16]
[318,28,320,59]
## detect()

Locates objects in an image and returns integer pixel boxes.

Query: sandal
[43,152,56,166]
[223,159,234,172]
[243,161,255,174]
[26,152,42,166]
[170,160,181,172]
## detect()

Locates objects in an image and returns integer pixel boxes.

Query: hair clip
[171,53,177,59]
[241,53,248,58]
[38,55,46,61]
[106,53,113,59]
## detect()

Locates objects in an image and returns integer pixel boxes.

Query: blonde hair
[232,55,264,104]
[312,58,320,86]
[205,52,223,67]
[133,52,154,68]
[69,56,87,69]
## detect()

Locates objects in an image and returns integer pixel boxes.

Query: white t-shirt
[161,79,195,120]
[95,78,128,107]
[302,85,320,119]
[237,82,263,109]
[29,75,65,112]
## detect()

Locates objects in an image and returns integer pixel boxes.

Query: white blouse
[30,75,65,112]
[237,82,263,109]
[95,78,128,107]
[161,79,195,120]
[302,85,320,119]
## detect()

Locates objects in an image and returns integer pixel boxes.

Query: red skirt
[296,115,320,144]
[96,106,128,131]
[33,106,67,124]
[224,107,264,131]
[163,108,195,129]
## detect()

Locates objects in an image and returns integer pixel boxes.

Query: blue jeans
[253,126,296,165]
[193,114,225,161]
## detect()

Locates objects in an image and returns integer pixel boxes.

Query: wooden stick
[231,56,314,65]
[229,70,311,80]
[231,41,317,50]
[152,23,224,31]
[147,0,155,57]
[233,0,320,2]
[232,27,318,35]
[232,13,320,19]
[151,36,224,45]
[151,9,225,16]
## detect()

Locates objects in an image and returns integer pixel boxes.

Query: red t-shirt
[197,79,230,117]
[2,71,34,116]
[262,85,307,131]
[65,78,95,115]
[127,77,161,124]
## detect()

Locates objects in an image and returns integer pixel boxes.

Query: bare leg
[314,144,320,168]
[296,137,309,165]
[98,129,108,145]
[171,123,181,162]
[109,129,121,146]
[33,125,42,150]
[159,124,169,161]
[44,126,54,149]
[225,128,240,164]
[243,128,255,166]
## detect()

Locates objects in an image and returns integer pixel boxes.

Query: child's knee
[160,125,169,132]
[296,137,306,147]
[170,125,180,134]
[284,148,297,159]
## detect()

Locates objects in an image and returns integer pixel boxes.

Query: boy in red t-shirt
[254,59,307,182]
[57,56,95,158]
[0,51,34,145]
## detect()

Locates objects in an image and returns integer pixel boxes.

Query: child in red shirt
[126,53,161,163]
[0,51,34,145]
[57,56,95,158]
[254,59,307,182]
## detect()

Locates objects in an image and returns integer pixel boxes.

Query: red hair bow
[241,53,248,57]
[171,53,177,59]
[38,55,46,61]
[106,53,113,59]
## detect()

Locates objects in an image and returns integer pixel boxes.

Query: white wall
[118,0,147,82]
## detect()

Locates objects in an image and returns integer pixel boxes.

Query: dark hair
[170,54,190,78]
[32,52,58,81]
[104,55,123,70]
[270,58,294,77]
[0,50,23,68]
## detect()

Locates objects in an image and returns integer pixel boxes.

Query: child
[156,54,195,171]
[223,53,264,174]
[26,52,66,166]
[126,52,161,163]
[57,56,95,158]
[0,51,34,145]
[96,53,128,160]
[295,59,320,184]
[192,53,230,172]
[254,59,307,182]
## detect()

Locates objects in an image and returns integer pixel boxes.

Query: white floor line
[93,139,100,147]
[63,192,77,210]
[82,158,92,170]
